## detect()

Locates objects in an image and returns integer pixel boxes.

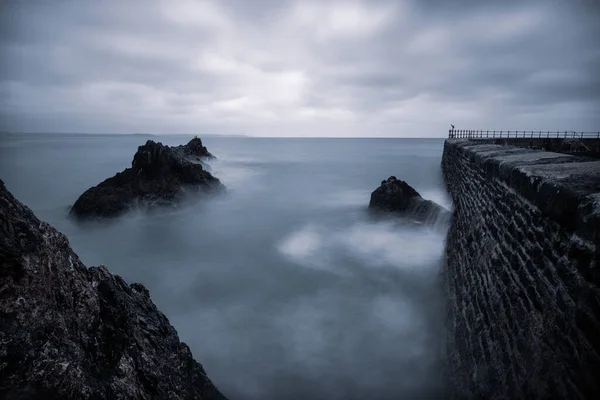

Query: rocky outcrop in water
[0,179,227,399]
[369,176,451,225]
[70,137,222,220]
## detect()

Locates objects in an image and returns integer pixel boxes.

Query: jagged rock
[70,138,223,219]
[0,179,227,400]
[182,137,215,159]
[369,176,451,225]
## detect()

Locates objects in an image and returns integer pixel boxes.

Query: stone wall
[468,138,600,158]
[441,139,600,399]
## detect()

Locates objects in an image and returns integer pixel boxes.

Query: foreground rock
[369,176,451,225]
[0,180,227,399]
[70,137,222,219]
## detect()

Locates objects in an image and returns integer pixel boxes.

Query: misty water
[0,134,451,400]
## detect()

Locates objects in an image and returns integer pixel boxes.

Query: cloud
[1,0,599,136]
[287,1,397,40]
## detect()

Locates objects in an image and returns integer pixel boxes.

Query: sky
[1,0,599,137]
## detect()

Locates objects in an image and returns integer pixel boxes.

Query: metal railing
[448,130,600,139]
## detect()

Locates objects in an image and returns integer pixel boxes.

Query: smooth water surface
[0,134,451,400]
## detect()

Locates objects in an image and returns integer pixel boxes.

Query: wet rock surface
[0,180,227,400]
[70,138,222,220]
[369,176,450,225]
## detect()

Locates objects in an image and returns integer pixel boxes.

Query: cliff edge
[0,179,227,399]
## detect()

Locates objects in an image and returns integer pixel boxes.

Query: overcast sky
[1,0,599,137]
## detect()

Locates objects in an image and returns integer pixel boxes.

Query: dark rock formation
[182,137,215,159]
[0,179,227,400]
[369,176,450,225]
[70,138,222,219]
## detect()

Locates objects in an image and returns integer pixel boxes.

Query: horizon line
[0,132,448,139]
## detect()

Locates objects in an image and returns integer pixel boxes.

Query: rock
[0,180,227,400]
[70,138,223,219]
[183,136,215,159]
[369,176,451,225]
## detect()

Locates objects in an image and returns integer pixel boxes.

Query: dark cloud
[1,0,599,136]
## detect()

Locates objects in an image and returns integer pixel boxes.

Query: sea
[0,133,452,400]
